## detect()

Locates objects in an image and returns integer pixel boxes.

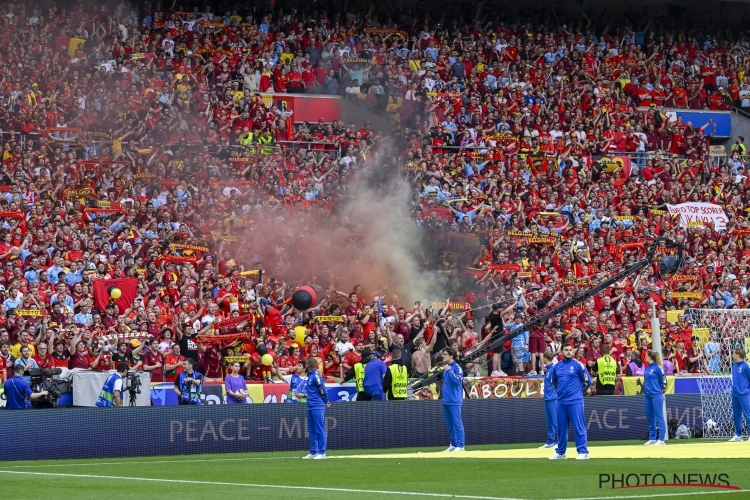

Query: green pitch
[2,440,750,500]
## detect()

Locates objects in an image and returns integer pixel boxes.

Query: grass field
[3,440,750,500]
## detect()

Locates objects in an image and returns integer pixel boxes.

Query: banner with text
[666,202,728,232]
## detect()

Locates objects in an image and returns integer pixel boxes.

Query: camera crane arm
[410,237,681,390]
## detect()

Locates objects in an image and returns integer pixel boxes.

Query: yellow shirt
[10,343,36,359]
[111,136,125,157]
[280,52,294,65]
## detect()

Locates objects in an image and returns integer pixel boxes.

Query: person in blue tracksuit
[539,352,558,449]
[299,358,330,459]
[729,348,750,442]
[550,344,592,460]
[441,347,466,452]
[643,350,667,445]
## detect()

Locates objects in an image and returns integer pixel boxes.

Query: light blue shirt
[14,358,39,383]
[704,341,722,372]
[74,312,93,325]
[454,209,477,225]
[24,270,40,283]
[3,298,21,310]
[47,265,66,284]
[65,269,83,285]
[50,293,75,313]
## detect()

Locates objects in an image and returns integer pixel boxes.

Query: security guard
[384,350,408,400]
[239,130,255,147]
[257,131,273,155]
[595,344,617,396]
[341,348,370,400]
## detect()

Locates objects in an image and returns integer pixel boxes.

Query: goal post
[687,308,750,439]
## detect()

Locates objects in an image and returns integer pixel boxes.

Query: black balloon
[291,288,315,310]
[256,343,268,356]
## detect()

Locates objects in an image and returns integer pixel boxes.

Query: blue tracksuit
[643,362,667,441]
[731,360,750,437]
[442,361,465,448]
[551,358,591,455]
[543,365,558,446]
[305,368,328,455]
[363,357,387,400]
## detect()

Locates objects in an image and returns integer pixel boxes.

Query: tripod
[127,386,139,407]
[124,372,141,407]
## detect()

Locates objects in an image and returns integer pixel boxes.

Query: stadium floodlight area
[688,308,750,439]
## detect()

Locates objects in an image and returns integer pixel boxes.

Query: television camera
[123,371,142,407]
[28,368,64,408]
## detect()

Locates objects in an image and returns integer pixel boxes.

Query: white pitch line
[4,456,293,468]
[557,490,744,500]
[0,470,525,500]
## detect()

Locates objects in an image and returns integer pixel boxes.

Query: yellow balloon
[110,288,122,299]
[261,354,274,366]
[294,326,307,347]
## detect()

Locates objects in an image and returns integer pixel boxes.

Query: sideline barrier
[0,375,710,408]
[0,395,701,461]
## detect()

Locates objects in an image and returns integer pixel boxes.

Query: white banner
[666,202,728,232]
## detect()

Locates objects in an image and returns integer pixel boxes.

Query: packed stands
[0,1,748,394]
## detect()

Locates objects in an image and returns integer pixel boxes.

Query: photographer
[4,364,49,409]
[95,363,129,407]
[173,358,203,405]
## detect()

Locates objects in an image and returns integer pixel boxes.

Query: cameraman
[173,358,203,405]
[4,364,48,409]
[95,363,129,407]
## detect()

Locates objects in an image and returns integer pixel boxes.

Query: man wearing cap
[4,364,49,409]
[362,349,387,401]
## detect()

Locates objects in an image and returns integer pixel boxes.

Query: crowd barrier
[0,394,702,461]
[0,374,713,408]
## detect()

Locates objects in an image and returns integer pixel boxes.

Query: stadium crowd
[0,0,748,395]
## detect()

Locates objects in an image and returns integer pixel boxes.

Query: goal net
[687,308,750,439]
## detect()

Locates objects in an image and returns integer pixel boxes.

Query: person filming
[4,364,49,409]
[96,363,130,407]
[174,358,203,405]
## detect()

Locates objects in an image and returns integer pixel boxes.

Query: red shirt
[51,351,70,369]
[164,354,185,382]
[343,351,362,368]
[69,352,90,370]
[32,354,53,370]
[143,350,165,382]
